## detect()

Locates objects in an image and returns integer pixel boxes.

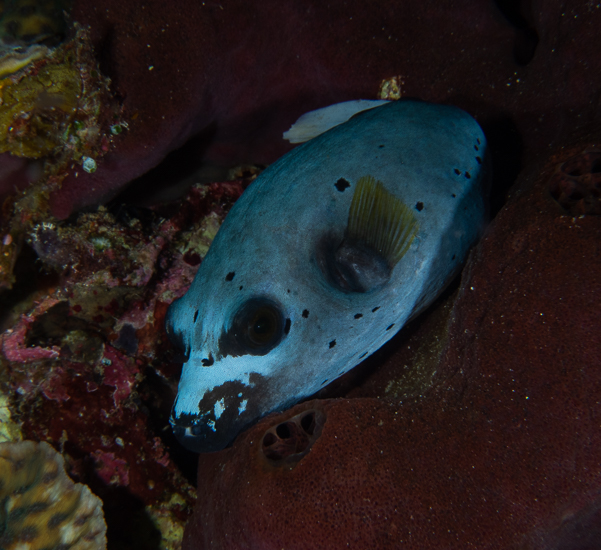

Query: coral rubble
[0,178,250,548]
[0,22,122,289]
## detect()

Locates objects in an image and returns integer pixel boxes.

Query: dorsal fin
[283,100,389,143]
[320,175,419,293]
[347,175,418,266]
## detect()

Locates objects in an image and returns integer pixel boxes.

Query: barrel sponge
[0,440,107,550]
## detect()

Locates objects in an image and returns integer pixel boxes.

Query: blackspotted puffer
[167,99,490,452]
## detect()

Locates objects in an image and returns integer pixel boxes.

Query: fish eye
[248,308,278,345]
[232,298,285,354]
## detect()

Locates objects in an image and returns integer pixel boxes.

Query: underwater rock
[50,0,515,217]
[183,142,601,549]
[0,439,107,550]
[41,0,600,219]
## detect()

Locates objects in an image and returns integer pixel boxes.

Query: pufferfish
[167,99,490,452]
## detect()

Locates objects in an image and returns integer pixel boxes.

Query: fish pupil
[250,310,276,342]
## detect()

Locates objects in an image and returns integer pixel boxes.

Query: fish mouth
[170,413,235,453]
[170,372,275,452]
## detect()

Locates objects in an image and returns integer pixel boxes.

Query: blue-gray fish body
[167,100,490,452]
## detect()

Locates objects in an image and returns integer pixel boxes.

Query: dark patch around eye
[465,172,471,179]
[372,306,380,312]
[225,272,235,281]
[218,298,285,358]
[284,318,291,335]
[454,168,461,175]
[335,178,350,192]
[354,313,363,319]
[193,311,199,323]
[302,309,309,318]
[201,353,214,367]
[386,323,395,331]
[415,202,424,211]
[476,156,482,164]
[329,340,336,348]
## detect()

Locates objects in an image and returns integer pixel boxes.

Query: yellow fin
[347,176,418,267]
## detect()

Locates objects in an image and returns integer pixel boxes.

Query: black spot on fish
[239,286,243,290]
[354,313,363,319]
[225,272,235,281]
[378,144,385,148]
[454,168,461,175]
[359,351,368,359]
[465,172,471,179]
[386,323,395,331]
[302,309,309,318]
[415,202,424,211]
[476,156,482,164]
[329,340,336,348]
[335,178,350,192]
[452,194,456,198]
[193,311,199,323]
[474,144,479,151]
[372,306,380,312]
[452,254,456,260]
[201,353,214,367]
[287,289,291,293]
[284,318,291,335]
[477,138,481,145]
[321,379,329,385]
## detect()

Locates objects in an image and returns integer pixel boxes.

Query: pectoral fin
[321,175,419,293]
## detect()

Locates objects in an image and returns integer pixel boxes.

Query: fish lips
[170,414,233,453]
[170,373,276,453]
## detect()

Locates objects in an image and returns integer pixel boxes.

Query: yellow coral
[0,52,81,157]
[0,44,49,78]
[0,0,69,45]
[0,440,107,550]
[378,75,404,100]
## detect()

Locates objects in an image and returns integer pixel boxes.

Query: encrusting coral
[0,440,107,550]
